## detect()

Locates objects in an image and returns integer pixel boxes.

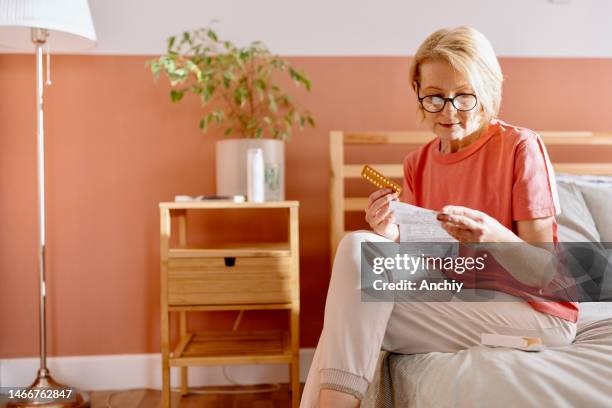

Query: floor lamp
[0,1,96,407]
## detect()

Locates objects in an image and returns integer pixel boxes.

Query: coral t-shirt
[402,118,579,323]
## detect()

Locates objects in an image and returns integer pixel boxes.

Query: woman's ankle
[319,388,360,408]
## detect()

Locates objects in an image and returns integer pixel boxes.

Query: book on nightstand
[174,195,246,203]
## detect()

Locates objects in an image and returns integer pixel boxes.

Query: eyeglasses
[416,85,478,113]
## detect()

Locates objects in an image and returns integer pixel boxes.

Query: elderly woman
[300,26,578,407]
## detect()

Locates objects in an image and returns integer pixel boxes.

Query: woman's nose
[441,99,458,116]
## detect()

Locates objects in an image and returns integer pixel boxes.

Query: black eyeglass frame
[416,83,478,113]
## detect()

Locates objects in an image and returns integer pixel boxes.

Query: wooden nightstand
[159,201,300,408]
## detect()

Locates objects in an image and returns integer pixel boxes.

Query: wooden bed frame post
[330,131,345,262]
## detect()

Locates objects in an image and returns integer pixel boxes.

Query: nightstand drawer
[167,256,292,305]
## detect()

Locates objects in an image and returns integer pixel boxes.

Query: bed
[329,130,612,407]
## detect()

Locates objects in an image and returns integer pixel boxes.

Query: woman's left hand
[437,205,520,243]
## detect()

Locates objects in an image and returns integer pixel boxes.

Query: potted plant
[147,27,315,200]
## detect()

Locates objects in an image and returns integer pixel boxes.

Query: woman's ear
[478,105,488,123]
[416,104,426,123]
[412,81,418,93]
[474,108,489,131]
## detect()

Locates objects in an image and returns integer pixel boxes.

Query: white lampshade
[0,0,96,51]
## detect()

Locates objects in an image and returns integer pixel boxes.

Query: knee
[333,230,391,279]
[338,230,371,248]
[336,230,393,256]
[335,230,374,260]
[330,231,372,278]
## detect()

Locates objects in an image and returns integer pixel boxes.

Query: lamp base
[6,369,89,408]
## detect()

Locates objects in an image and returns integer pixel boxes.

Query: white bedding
[363,312,612,408]
[579,302,612,328]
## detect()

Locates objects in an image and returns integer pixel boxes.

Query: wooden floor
[90,384,301,408]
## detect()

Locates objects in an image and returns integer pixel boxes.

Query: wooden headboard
[329,130,612,257]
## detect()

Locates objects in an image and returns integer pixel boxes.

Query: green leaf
[213,110,224,123]
[170,89,185,102]
[185,60,200,74]
[279,95,291,107]
[255,127,264,138]
[167,36,176,51]
[254,79,266,101]
[268,92,277,112]
[303,77,312,91]
[160,56,176,72]
[199,117,208,131]
[307,116,316,127]
[175,68,188,78]
[148,60,160,77]
[234,86,248,108]
[224,127,234,136]
[271,59,286,70]
[239,49,251,61]
[203,83,216,103]
[288,67,312,91]
[207,29,218,41]
[182,31,191,45]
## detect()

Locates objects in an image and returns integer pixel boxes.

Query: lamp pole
[33,26,49,381]
[7,28,89,408]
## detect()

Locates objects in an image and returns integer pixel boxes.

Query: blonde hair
[409,26,503,121]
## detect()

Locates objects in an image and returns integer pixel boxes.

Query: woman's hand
[437,205,520,243]
[438,206,557,287]
[365,189,400,241]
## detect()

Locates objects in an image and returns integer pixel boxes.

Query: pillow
[555,180,601,243]
[573,182,612,242]
[556,173,612,187]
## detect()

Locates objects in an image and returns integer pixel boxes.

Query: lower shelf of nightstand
[168,303,293,312]
[169,330,293,367]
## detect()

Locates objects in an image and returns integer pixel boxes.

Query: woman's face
[417,59,483,141]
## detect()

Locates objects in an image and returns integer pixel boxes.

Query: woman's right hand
[365,189,400,241]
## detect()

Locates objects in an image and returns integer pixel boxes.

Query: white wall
[1,0,612,57]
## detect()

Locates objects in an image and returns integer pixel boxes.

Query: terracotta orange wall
[1,55,612,358]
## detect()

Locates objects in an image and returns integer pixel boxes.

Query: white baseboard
[0,349,315,391]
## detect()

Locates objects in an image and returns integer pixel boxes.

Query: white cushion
[574,182,612,242]
[556,180,601,243]
[578,302,612,329]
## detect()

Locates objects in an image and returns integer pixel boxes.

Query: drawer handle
[224,257,236,267]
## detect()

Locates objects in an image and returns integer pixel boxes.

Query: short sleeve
[512,135,559,221]
[401,153,416,205]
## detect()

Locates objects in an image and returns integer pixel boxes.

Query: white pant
[300,231,577,407]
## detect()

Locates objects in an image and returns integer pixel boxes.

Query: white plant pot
[216,139,285,201]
